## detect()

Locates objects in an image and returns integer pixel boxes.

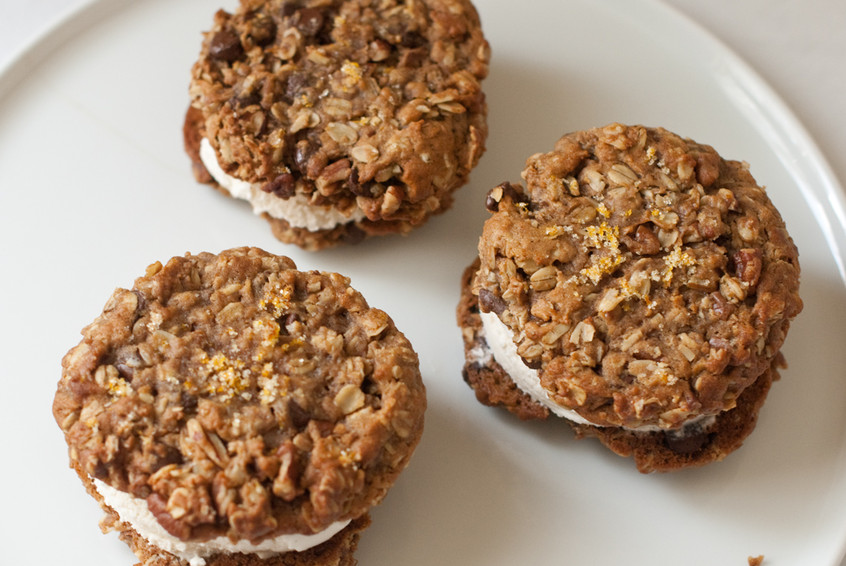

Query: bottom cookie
[74,461,370,566]
[457,259,781,473]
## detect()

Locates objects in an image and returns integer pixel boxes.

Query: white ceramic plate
[2,0,845,564]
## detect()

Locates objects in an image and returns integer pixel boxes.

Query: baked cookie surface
[53,247,425,561]
[458,123,802,470]
[185,0,489,249]
[458,258,782,473]
[79,458,371,566]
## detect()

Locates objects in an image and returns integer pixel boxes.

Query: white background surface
[1,1,845,565]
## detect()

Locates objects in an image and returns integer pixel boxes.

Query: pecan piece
[478,288,506,314]
[733,248,763,289]
[708,291,735,320]
[147,492,192,539]
[272,441,302,501]
[229,480,278,540]
[623,224,661,255]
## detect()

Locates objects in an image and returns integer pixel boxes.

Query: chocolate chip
[478,288,506,315]
[485,182,526,212]
[346,168,369,197]
[285,72,309,100]
[399,48,427,68]
[115,363,134,380]
[261,173,296,199]
[281,2,298,17]
[400,30,426,48]
[340,224,367,245]
[484,192,500,212]
[132,290,147,313]
[345,169,385,198]
[114,347,143,380]
[181,391,198,413]
[91,462,109,481]
[208,30,244,62]
[346,168,362,194]
[293,140,314,173]
[665,429,711,455]
[294,8,324,37]
[522,357,542,370]
[278,312,300,332]
[249,15,277,46]
[230,92,261,108]
[287,399,311,429]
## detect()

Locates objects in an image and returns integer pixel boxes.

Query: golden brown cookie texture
[457,123,802,472]
[185,0,489,250]
[54,247,425,562]
[77,461,370,566]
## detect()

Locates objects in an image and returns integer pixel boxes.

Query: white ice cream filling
[199,138,366,232]
[93,478,350,566]
[478,310,716,433]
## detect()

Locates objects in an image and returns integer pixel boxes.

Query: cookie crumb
[748,555,764,566]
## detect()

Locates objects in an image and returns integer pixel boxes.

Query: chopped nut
[736,216,759,243]
[677,333,699,362]
[568,384,588,406]
[360,310,389,337]
[657,228,679,249]
[570,320,596,345]
[608,163,638,185]
[620,329,643,352]
[628,270,651,297]
[597,288,624,312]
[517,341,544,360]
[322,97,353,119]
[676,160,694,181]
[529,265,558,291]
[380,186,403,216]
[651,210,680,230]
[350,144,379,163]
[290,110,320,133]
[325,122,358,145]
[582,168,606,193]
[334,384,366,415]
[428,89,457,104]
[216,302,243,325]
[658,170,679,190]
[719,274,747,302]
[733,248,763,287]
[437,101,466,114]
[541,323,571,346]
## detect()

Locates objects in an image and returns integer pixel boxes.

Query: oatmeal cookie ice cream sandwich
[184,0,490,250]
[53,247,425,565]
[457,123,802,472]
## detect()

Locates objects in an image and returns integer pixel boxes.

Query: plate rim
[2,0,845,564]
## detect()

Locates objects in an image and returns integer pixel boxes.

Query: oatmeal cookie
[184,0,489,250]
[54,247,425,564]
[457,123,802,472]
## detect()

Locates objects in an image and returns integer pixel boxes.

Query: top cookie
[53,247,425,542]
[476,123,802,430]
[187,0,489,249]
